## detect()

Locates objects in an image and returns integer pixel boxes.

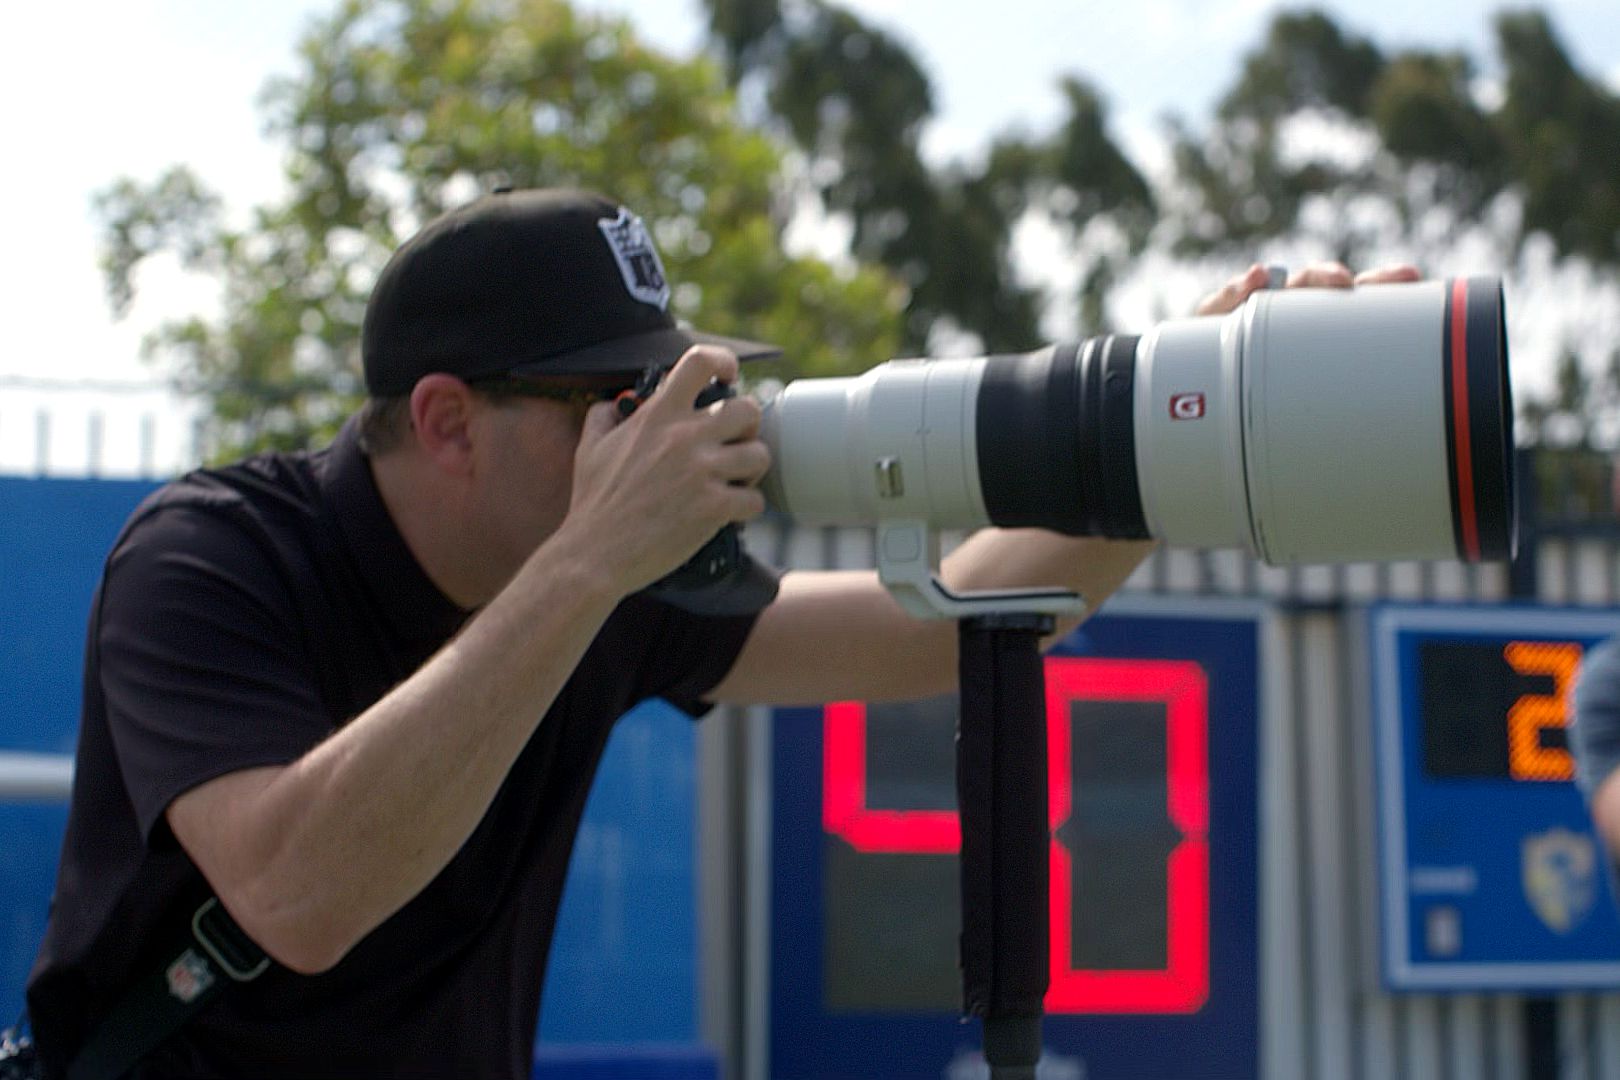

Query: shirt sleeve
[96,504,333,844]
[629,595,763,719]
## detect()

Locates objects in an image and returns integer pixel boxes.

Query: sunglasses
[466,376,635,409]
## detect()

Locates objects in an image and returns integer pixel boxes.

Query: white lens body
[759,278,1505,568]
[759,357,991,529]
[1132,280,1460,563]
[1130,315,1250,550]
[1245,281,1459,562]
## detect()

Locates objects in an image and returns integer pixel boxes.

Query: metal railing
[0,752,73,801]
[0,376,202,478]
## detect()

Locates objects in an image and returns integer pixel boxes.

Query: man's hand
[1195,260,1423,317]
[558,345,771,597]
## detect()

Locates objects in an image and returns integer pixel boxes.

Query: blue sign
[1371,603,1620,991]
[0,477,158,1023]
[0,476,158,753]
[541,700,703,1044]
[768,600,1262,1079]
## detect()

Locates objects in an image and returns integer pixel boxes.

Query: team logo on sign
[165,948,216,1004]
[1169,393,1205,420]
[597,207,670,309]
[1522,827,1597,934]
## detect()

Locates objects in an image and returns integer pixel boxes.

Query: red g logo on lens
[1170,393,1205,420]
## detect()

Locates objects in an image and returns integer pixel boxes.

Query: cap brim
[506,326,782,379]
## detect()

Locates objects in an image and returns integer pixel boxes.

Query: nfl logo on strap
[598,207,671,310]
[165,949,216,1004]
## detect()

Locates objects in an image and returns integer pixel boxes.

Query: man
[24,187,1414,1078]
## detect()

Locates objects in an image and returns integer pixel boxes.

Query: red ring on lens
[1448,277,1481,562]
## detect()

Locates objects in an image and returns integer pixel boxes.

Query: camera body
[623,371,781,616]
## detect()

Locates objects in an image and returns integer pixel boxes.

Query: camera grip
[621,369,776,614]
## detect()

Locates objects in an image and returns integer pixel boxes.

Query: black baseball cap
[362,188,782,395]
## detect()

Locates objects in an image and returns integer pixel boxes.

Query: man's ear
[408,374,479,476]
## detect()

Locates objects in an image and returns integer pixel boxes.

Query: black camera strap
[956,612,1053,1080]
[65,897,270,1080]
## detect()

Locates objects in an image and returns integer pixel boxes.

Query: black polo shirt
[27,418,759,1079]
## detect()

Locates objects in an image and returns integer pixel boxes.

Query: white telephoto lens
[758,276,1513,567]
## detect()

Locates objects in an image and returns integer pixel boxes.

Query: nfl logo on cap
[598,207,670,310]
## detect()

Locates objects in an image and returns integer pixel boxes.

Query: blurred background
[3,0,1620,484]
[5,2,1620,1078]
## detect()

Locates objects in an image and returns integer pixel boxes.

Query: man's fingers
[1195,263,1270,316]
[579,400,621,445]
[1353,263,1422,286]
[703,394,763,444]
[652,345,740,414]
[720,485,767,523]
[1286,261,1354,289]
[1196,259,1425,318]
[711,440,772,486]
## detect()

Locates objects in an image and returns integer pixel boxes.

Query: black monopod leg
[956,612,1053,1080]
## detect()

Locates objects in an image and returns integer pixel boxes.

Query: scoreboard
[766,601,1263,1079]
[1371,603,1620,991]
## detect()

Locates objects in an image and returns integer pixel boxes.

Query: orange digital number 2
[1503,640,1581,783]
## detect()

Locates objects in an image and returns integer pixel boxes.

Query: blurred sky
[0,0,1616,402]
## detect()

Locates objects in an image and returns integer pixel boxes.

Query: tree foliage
[100,0,905,455]
[1495,12,1620,265]
[699,0,1153,352]
[101,1,1620,468]
[1169,8,1620,269]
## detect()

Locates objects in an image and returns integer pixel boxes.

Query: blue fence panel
[533,1044,718,1080]
[0,803,70,1023]
[540,699,701,1043]
[1,477,156,1022]
[0,477,157,753]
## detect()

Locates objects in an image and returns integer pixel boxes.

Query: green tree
[1166,8,1620,270]
[98,0,905,456]
[1495,11,1620,265]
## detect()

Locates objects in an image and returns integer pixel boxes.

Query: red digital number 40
[822,657,1211,1015]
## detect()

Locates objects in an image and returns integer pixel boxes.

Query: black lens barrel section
[976,338,1149,539]
[1440,277,1515,562]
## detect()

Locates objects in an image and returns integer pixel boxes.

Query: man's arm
[707,531,1155,706]
[165,349,766,974]
[165,543,624,974]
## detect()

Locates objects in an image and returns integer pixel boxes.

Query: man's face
[469,373,637,583]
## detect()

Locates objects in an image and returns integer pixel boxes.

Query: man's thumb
[579,401,621,445]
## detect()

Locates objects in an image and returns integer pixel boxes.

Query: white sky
[0,0,1616,471]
